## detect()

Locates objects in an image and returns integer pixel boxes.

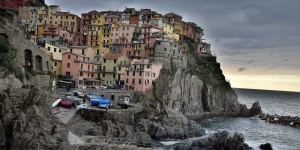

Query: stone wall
[29,75,51,89]
[78,107,135,125]
[0,9,51,73]
[80,89,134,105]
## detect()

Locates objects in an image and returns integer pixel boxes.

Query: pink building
[104,12,122,24]
[125,59,162,92]
[121,44,133,56]
[110,24,135,44]
[145,31,164,58]
[61,46,101,87]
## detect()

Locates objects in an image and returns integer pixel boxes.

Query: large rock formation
[0,87,69,149]
[139,37,250,119]
[175,131,253,150]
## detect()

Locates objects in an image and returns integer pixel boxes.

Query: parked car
[99,85,108,89]
[66,96,81,105]
[73,91,84,98]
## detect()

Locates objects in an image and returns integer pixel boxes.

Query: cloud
[238,67,247,72]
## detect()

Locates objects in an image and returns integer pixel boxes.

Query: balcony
[117,62,130,67]
[95,69,102,72]
[103,69,117,73]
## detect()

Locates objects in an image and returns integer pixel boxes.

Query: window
[97,49,99,55]
[153,73,155,77]
[104,59,106,63]
[132,79,135,83]
[126,33,129,36]
[119,67,121,71]
[139,72,142,76]
[123,27,125,30]
[133,71,135,76]
[67,63,70,68]
[103,73,105,77]
[68,55,71,59]
[114,59,117,63]
[113,74,115,78]
[48,47,50,51]
[82,49,84,55]
[54,61,57,66]
[70,49,73,52]
[164,48,167,51]
[147,65,150,68]
[127,27,129,30]
[127,71,129,76]
[54,48,57,52]
[126,78,128,83]
[139,79,142,84]
[80,72,83,76]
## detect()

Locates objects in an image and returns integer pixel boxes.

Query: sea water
[160,89,300,150]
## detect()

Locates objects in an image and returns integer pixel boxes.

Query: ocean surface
[160,88,300,150]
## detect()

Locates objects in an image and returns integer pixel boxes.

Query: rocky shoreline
[259,114,300,128]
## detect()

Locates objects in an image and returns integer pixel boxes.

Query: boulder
[259,143,273,150]
[250,102,262,116]
[179,131,253,150]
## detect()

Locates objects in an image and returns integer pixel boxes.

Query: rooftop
[102,53,124,59]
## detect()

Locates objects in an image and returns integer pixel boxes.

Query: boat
[90,97,111,108]
[52,107,61,114]
[52,99,62,108]
[77,104,87,109]
[59,99,73,108]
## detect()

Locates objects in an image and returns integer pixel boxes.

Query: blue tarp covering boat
[90,97,111,107]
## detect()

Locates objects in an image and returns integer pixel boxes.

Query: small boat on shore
[59,99,73,108]
[52,99,62,108]
[77,104,87,109]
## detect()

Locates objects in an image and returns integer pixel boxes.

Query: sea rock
[135,108,205,140]
[176,131,253,150]
[259,143,273,150]
[250,102,262,116]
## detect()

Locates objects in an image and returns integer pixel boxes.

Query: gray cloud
[238,67,247,72]
[45,0,300,76]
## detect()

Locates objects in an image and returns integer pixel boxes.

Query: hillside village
[14,3,211,92]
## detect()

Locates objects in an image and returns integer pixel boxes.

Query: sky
[45,0,300,92]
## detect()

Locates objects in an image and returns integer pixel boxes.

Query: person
[105,104,109,111]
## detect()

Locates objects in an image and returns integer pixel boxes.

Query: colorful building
[61,46,101,87]
[44,43,62,75]
[163,12,182,23]
[0,0,29,11]
[101,53,130,87]
[125,59,162,92]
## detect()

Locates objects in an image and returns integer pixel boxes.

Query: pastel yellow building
[88,13,107,55]
[163,22,174,34]
[102,53,130,86]
[44,43,62,75]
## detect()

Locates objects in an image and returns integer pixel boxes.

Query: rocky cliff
[139,36,248,118]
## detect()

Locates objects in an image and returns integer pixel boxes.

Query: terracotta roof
[102,53,124,59]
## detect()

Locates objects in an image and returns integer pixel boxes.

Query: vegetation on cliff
[0,36,23,80]
[183,35,231,91]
